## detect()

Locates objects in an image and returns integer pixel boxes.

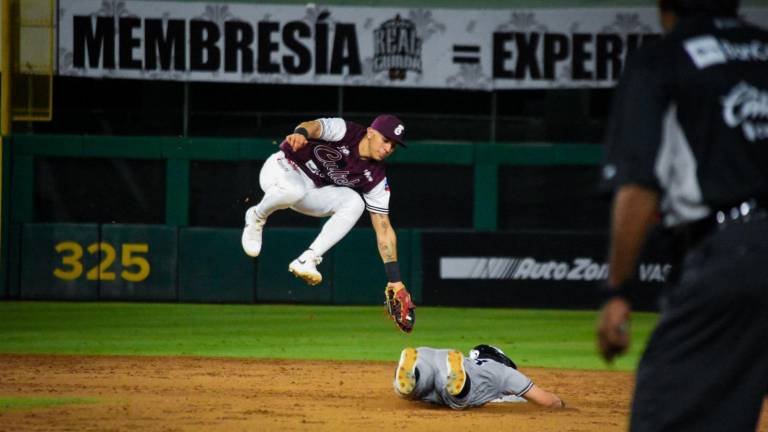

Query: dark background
[15,77,613,142]
[23,77,614,230]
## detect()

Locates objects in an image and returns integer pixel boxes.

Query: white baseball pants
[248,151,365,257]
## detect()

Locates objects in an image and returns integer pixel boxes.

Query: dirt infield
[0,355,766,432]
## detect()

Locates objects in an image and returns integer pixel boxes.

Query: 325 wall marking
[53,241,151,282]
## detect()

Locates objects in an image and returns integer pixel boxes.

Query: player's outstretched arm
[371,212,416,332]
[285,120,322,151]
[370,212,407,285]
[370,212,399,265]
[522,385,565,409]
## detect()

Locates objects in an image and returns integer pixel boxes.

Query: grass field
[0,301,656,371]
[0,397,98,411]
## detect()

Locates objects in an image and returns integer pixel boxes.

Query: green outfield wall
[7,134,603,229]
[2,134,605,304]
[11,223,420,305]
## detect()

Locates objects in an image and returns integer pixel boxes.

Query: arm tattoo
[379,218,390,234]
[379,241,395,262]
[372,213,397,262]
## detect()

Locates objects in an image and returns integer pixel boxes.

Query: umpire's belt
[713,197,768,227]
[674,197,768,251]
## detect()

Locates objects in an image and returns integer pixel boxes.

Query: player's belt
[713,197,768,227]
[672,197,767,252]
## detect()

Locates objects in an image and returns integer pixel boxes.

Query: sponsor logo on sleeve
[684,36,727,68]
[685,35,768,69]
[305,160,322,177]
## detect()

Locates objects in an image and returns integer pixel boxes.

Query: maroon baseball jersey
[279,120,387,194]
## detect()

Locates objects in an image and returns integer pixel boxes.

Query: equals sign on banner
[452,45,480,64]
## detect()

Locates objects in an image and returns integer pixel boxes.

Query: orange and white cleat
[445,350,467,396]
[394,347,419,396]
[288,250,323,286]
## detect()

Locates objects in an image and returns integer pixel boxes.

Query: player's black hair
[659,0,739,16]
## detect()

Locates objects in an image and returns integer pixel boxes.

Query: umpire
[596,0,768,430]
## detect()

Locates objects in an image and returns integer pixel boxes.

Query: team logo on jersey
[722,81,768,142]
[363,169,374,182]
[314,145,360,186]
[338,145,350,156]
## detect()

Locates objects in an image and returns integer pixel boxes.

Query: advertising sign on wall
[422,230,677,310]
[57,1,768,89]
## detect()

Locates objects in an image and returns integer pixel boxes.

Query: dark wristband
[384,261,402,283]
[294,127,309,139]
[598,281,631,304]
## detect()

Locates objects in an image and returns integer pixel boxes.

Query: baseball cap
[370,114,407,147]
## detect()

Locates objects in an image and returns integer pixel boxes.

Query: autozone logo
[440,257,671,282]
[684,35,768,69]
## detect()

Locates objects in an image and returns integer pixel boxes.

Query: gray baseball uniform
[395,347,533,410]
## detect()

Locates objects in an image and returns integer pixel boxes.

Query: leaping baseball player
[242,115,415,333]
[394,345,565,409]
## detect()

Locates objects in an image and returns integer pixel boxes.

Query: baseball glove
[384,284,416,333]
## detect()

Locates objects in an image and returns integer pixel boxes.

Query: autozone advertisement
[421,231,677,310]
[56,1,768,89]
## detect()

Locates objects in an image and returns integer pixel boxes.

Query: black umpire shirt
[602,16,768,228]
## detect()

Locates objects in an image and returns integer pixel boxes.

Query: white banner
[57,1,768,90]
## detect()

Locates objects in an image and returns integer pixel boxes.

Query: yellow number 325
[53,242,150,282]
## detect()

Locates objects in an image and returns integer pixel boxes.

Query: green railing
[7,135,603,229]
[2,134,604,301]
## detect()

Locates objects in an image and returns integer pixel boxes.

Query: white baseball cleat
[288,250,323,286]
[242,207,265,257]
[445,350,467,396]
[394,347,419,396]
